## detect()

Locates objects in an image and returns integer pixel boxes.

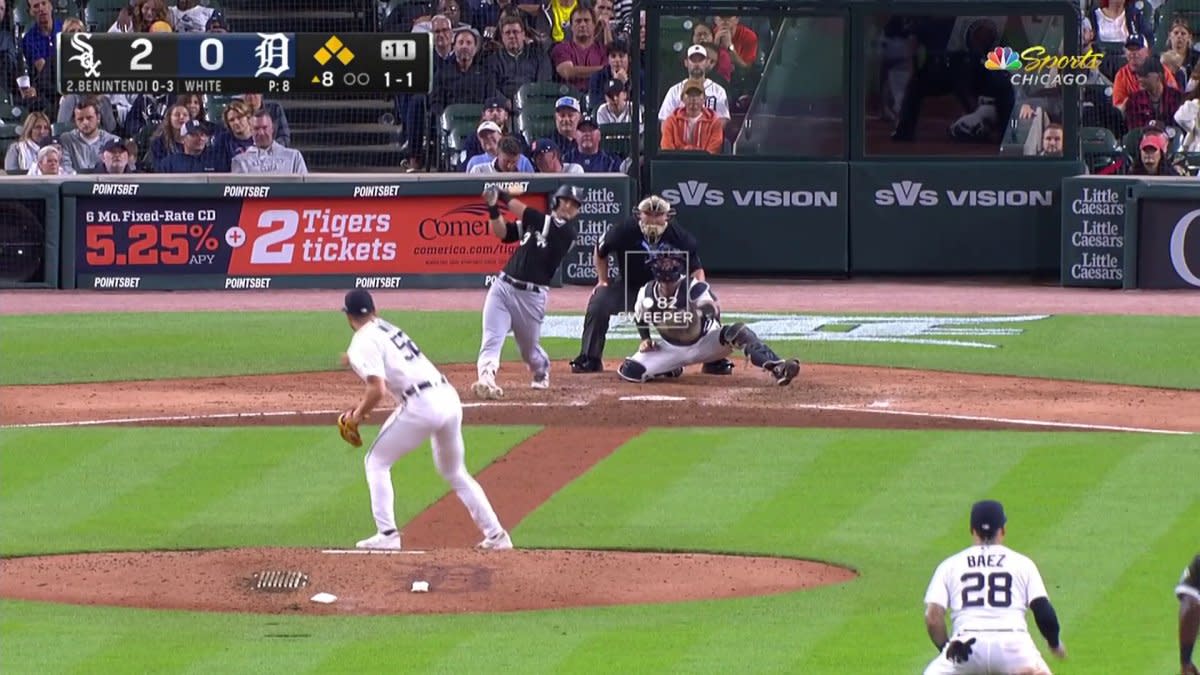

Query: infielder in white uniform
[616,252,801,385]
[923,500,1066,675]
[340,289,512,551]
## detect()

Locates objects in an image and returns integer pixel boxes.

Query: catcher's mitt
[337,411,363,447]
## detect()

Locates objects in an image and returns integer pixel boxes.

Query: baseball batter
[472,184,583,399]
[923,500,1066,675]
[1176,553,1200,675]
[339,289,512,551]
[616,253,801,385]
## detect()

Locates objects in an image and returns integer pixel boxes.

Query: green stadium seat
[85,0,126,30]
[51,122,72,136]
[0,124,20,141]
[205,95,231,126]
[517,103,555,146]
[439,103,483,138]
[514,82,573,114]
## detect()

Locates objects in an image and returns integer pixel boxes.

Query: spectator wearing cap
[550,95,582,154]
[563,115,620,172]
[156,120,222,173]
[487,14,554,102]
[658,44,730,122]
[27,141,74,176]
[462,95,530,161]
[551,6,607,94]
[1086,0,1152,46]
[1126,57,1184,130]
[205,10,228,32]
[169,0,218,32]
[235,93,291,147]
[661,82,723,155]
[530,137,584,173]
[212,100,255,172]
[232,110,308,175]
[431,28,489,125]
[1113,34,1180,111]
[466,120,536,172]
[588,39,635,111]
[1132,129,1184,175]
[58,96,121,173]
[86,138,137,174]
[595,78,641,131]
[467,134,533,173]
[712,15,758,71]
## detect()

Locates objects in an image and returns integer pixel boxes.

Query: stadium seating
[439,103,483,170]
[1081,125,1123,172]
[599,123,632,157]
[514,82,574,115]
[517,103,556,146]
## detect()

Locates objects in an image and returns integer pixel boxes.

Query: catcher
[569,194,734,376]
[616,252,801,385]
[338,288,512,551]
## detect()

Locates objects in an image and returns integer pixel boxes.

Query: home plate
[320,549,428,555]
[618,395,688,402]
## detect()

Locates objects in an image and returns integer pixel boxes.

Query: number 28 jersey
[346,318,443,400]
[924,544,1050,635]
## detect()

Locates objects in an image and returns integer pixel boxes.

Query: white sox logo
[1170,209,1200,287]
[68,32,102,78]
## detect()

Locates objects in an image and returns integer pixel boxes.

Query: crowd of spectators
[0,0,306,175]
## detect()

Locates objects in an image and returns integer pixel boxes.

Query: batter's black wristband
[637,324,651,341]
[487,205,500,219]
[1183,642,1195,665]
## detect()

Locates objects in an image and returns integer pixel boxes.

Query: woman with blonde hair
[4,112,53,172]
[147,103,190,169]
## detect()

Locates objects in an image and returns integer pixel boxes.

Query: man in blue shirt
[157,120,223,173]
[563,115,620,172]
[22,0,62,95]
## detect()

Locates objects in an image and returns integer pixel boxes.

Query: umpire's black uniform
[570,218,732,373]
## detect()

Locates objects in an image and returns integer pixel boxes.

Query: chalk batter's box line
[622,250,692,315]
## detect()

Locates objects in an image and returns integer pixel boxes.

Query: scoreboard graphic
[57,32,432,95]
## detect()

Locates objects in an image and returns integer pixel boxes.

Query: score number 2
[128,36,225,72]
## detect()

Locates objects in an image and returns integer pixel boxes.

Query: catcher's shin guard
[719,323,782,368]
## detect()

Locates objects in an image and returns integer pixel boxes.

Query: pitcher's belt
[402,376,447,399]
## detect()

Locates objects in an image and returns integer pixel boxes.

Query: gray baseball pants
[477,276,551,379]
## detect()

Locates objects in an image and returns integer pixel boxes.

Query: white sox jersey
[925,544,1049,635]
[346,317,443,399]
[634,278,718,347]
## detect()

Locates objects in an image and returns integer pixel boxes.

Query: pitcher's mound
[0,547,857,615]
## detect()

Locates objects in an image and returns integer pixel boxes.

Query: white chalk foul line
[321,549,426,554]
[780,402,1193,435]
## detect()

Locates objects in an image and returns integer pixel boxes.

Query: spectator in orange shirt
[1113,34,1179,111]
[713,15,757,71]
[660,82,723,154]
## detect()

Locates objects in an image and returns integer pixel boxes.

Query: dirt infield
[1,281,1194,616]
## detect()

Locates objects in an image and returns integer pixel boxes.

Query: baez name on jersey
[967,553,1006,568]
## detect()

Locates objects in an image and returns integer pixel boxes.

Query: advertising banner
[560,180,632,286]
[1059,176,1131,288]
[851,161,1083,274]
[1133,198,1200,290]
[648,160,849,274]
[69,190,548,290]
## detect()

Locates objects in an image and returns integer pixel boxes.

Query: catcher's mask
[649,253,686,283]
[637,195,671,244]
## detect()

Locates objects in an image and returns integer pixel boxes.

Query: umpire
[569,195,734,375]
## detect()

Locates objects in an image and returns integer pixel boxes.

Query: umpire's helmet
[648,252,686,283]
[551,184,585,211]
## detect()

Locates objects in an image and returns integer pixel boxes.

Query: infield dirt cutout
[2,360,1197,615]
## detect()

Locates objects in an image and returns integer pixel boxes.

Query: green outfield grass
[2,426,1197,674]
[1,311,1197,388]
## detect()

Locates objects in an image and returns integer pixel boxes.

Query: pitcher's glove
[945,638,976,664]
[337,410,363,448]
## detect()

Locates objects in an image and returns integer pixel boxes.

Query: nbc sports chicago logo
[984,45,1103,86]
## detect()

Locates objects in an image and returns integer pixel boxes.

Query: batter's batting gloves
[945,638,976,664]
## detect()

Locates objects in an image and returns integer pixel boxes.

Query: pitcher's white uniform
[626,277,730,378]
[923,544,1054,675]
[346,317,505,544]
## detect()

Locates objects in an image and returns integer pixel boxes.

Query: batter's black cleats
[765,359,801,386]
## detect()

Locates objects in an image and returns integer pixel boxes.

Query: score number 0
[128,36,225,71]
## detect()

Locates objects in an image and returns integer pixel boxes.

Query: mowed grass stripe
[426,618,602,675]
[786,432,1038,673]
[0,602,141,675]
[313,624,481,675]
[550,610,715,674]
[0,430,231,555]
[1031,439,1200,675]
